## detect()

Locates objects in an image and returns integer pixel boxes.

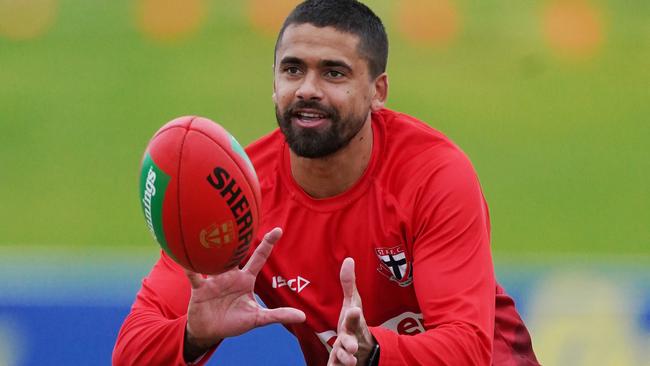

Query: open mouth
[292,109,330,128]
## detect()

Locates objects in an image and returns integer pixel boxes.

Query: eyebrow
[279,56,305,66]
[320,59,352,73]
[279,56,353,73]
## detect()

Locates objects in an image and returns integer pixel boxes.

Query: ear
[272,64,278,104]
[370,73,388,112]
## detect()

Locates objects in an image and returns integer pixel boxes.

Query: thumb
[340,257,358,304]
[256,307,306,327]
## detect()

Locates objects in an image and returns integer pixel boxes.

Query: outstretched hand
[184,228,306,360]
[327,258,376,366]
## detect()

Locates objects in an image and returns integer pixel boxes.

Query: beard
[275,100,368,159]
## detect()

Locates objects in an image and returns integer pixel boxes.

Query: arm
[330,150,496,366]
[374,150,495,365]
[113,228,307,366]
[112,249,202,365]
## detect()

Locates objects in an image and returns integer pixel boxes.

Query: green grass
[0,0,648,257]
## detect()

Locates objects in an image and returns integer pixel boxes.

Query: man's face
[273,24,377,158]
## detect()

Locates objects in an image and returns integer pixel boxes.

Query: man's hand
[327,258,376,366]
[183,228,306,361]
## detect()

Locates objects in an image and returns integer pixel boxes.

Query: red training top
[113,108,539,366]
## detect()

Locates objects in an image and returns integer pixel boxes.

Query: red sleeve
[370,148,495,365]
[112,251,217,366]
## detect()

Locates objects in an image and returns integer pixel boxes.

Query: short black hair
[275,0,388,79]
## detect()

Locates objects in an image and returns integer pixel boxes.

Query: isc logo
[272,275,310,293]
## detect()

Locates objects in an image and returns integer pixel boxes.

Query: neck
[290,116,374,199]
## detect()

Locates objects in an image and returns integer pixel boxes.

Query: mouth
[291,109,330,129]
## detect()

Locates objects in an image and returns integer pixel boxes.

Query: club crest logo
[200,221,235,249]
[375,245,413,287]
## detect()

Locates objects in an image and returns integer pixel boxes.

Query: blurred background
[0,0,648,364]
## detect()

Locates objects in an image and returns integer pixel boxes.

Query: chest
[254,187,422,334]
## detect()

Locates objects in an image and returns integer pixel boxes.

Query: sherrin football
[139,116,261,274]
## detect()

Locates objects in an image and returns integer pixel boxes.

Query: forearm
[113,251,217,365]
[113,309,193,365]
[369,322,492,366]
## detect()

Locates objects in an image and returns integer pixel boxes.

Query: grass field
[0,0,648,257]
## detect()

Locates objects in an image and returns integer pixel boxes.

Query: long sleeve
[370,147,496,365]
[112,251,216,365]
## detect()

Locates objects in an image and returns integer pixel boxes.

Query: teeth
[299,112,325,119]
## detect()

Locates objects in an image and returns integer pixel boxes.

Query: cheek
[342,89,371,115]
[330,87,356,108]
[274,85,294,107]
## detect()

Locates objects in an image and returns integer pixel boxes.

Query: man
[113,1,539,365]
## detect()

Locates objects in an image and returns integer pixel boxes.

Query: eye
[283,66,302,75]
[325,70,345,79]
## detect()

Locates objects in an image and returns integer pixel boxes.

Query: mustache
[286,100,337,118]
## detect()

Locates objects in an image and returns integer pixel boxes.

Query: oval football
[139,116,261,274]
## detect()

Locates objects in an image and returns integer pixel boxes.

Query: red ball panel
[141,116,260,275]
[184,117,262,214]
[178,129,257,274]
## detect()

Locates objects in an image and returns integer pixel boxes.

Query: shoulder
[376,110,488,240]
[244,128,285,190]
[245,128,284,173]
[375,109,478,189]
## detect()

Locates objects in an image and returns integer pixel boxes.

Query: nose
[295,72,323,101]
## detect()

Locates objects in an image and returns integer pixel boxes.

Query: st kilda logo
[375,245,413,287]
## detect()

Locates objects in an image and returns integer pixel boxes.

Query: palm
[185,228,305,347]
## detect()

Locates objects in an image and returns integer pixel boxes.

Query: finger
[184,269,204,289]
[336,347,357,366]
[255,307,306,327]
[338,332,359,355]
[339,257,357,303]
[328,340,352,366]
[327,341,338,363]
[242,227,282,276]
[343,307,362,334]
[326,354,336,366]
[326,344,340,366]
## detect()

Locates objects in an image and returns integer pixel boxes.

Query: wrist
[366,340,380,366]
[356,335,378,366]
[183,324,218,362]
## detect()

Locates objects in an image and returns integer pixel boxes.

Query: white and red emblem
[375,245,413,287]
